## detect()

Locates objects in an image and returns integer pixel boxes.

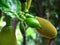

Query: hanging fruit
[36,16,57,39]
[25,17,41,28]
[0,26,17,45]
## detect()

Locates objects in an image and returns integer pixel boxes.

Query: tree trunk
[11,18,18,32]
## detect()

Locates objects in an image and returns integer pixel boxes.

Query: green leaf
[0,0,21,18]
[26,27,36,39]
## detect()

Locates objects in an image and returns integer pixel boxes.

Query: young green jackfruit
[0,26,17,45]
[36,16,57,39]
[25,18,41,28]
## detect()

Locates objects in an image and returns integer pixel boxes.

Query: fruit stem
[8,11,24,21]
[20,21,26,45]
[0,16,4,22]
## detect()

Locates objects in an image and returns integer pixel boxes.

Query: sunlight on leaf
[26,27,36,39]
[0,0,21,18]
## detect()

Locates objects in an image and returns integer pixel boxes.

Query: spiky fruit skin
[0,26,17,45]
[36,16,57,39]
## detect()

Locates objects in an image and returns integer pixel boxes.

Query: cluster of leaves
[0,0,60,45]
[0,0,41,44]
[0,0,21,18]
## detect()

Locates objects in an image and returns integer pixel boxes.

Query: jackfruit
[25,18,41,28]
[36,16,57,39]
[0,26,17,45]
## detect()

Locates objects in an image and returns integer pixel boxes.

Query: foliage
[0,0,21,18]
[0,0,60,45]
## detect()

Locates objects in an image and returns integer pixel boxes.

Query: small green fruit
[25,18,41,28]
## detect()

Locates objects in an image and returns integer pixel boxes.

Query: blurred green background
[0,0,60,45]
